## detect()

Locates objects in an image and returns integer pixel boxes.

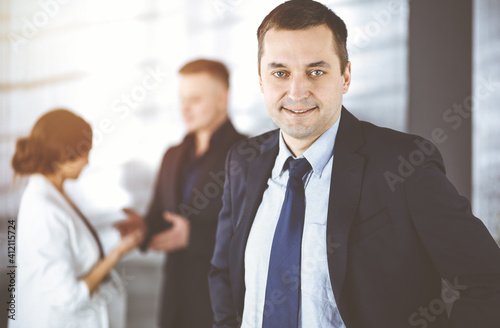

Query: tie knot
[287,157,311,180]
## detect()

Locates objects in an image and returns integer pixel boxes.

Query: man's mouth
[282,106,317,114]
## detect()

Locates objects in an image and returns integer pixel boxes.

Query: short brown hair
[179,59,230,89]
[257,0,349,74]
[12,109,92,175]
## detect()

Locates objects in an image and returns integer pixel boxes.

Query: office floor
[117,251,164,328]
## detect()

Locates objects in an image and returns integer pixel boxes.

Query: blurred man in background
[116,59,245,328]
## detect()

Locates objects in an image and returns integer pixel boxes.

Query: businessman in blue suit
[208,1,500,327]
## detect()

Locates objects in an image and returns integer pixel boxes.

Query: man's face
[259,24,351,143]
[179,72,228,134]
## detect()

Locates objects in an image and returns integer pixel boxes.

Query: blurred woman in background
[9,109,144,328]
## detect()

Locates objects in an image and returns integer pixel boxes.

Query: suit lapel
[229,131,279,314]
[326,108,366,315]
[165,138,192,211]
[186,122,241,210]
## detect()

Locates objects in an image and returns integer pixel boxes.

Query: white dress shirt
[242,117,346,328]
[9,174,125,328]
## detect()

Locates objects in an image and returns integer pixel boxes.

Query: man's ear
[258,61,264,93]
[223,89,229,108]
[258,75,264,94]
[342,61,352,94]
[218,88,229,111]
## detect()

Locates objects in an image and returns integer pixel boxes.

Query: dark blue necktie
[262,157,312,328]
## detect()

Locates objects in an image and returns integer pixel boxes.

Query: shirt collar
[184,118,232,155]
[209,119,232,148]
[272,111,341,179]
[272,133,294,179]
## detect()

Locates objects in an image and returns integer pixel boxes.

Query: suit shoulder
[233,131,247,143]
[19,181,69,225]
[235,129,276,147]
[226,122,247,142]
[161,137,189,160]
[226,129,278,165]
[359,121,437,154]
[222,130,247,153]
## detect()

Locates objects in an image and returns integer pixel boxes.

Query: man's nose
[287,75,311,102]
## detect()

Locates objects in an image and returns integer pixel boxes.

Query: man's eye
[273,71,287,78]
[310,70,324,76]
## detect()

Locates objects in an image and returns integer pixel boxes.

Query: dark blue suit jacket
[209,108,500,328]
